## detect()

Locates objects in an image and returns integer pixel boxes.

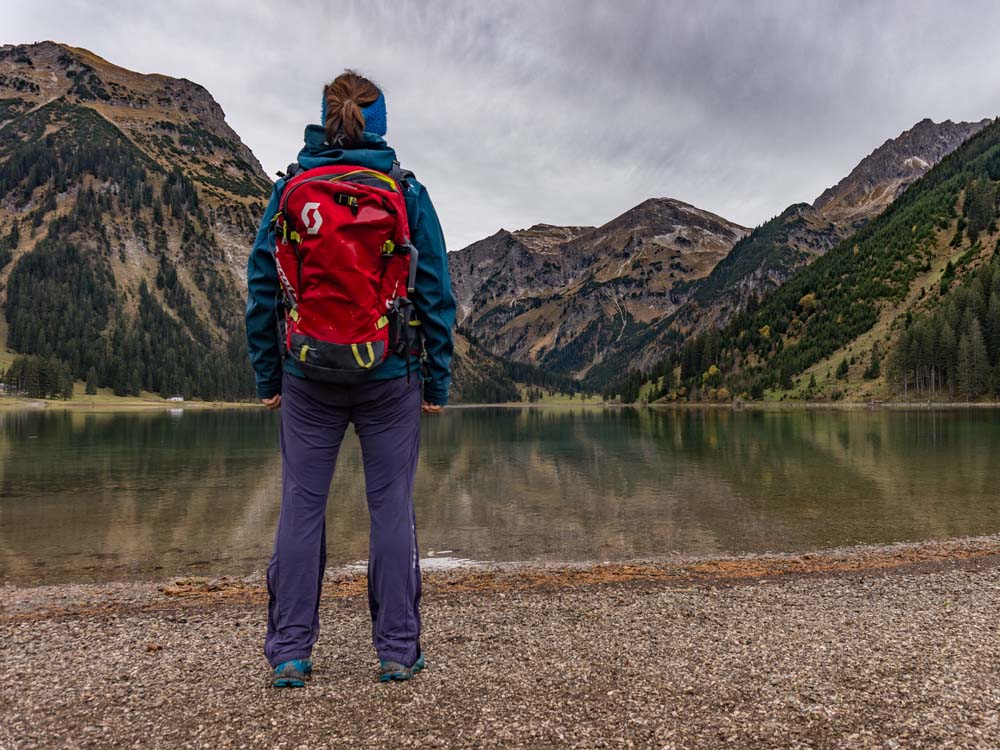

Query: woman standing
[245,70,455,686]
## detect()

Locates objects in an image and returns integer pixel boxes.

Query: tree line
[1,98,259,401]
[889,250,1000,399]
[2,355,74,399]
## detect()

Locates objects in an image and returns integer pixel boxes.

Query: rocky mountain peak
[448,194,748,375]
[1,41,270,209]
[591,197,743,235]
[511,223,593,252]
[812,117,992,225]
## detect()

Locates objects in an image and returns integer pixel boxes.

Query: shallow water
[2,405,999,584]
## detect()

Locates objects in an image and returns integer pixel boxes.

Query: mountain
[451,118,989,390]
[0,41,270,399]
[812,118,992,226]
[647,117,1000,403]
[668,118,992,338]
[2,42,991,405]
[448,198,748,378]
[449,222,594,324]
[581,117,992,387]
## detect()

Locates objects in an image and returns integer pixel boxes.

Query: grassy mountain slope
[673,118,991,337]
[449,331,521,404]
[643,118,1000,402]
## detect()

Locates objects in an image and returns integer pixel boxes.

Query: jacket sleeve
[245,183,284,399]
[408,184,456,406]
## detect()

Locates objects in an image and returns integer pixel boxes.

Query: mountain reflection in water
[2,406,999,584]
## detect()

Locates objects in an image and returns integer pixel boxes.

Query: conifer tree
[986,293,1000,363]
[863,343,881,380]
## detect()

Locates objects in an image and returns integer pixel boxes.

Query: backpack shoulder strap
[391,160,415,192]
[277,162,303,179]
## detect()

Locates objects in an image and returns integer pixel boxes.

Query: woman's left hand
[421,401,444,414]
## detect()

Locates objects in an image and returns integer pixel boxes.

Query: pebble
[3,540,1000,748]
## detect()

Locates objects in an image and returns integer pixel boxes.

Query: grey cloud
[6,0,1000,249]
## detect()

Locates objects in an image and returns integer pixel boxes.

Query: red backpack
[272,163,419,384]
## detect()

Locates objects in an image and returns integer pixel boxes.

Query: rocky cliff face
[0,42,271,398]
[449,223,594,324]
[812,117,991,227]
[449,198,747,376]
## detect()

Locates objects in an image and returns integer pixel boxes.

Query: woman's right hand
[261,395,282,410]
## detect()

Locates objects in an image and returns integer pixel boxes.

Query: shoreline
[5,394,1000,413]
[6,533,1000,616]
[0,395,259,413]
[4,534,1000,748]
[651,398,1000,411]
[438,399,1000,410]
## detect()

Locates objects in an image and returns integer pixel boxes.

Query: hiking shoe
[378,653,426,683]
[272,658,312,688]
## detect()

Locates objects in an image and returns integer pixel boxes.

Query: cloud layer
[7,0,1000,249]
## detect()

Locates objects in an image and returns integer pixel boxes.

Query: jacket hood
[296,125,397,173]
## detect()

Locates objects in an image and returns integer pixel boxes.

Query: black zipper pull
[334,193,359,216]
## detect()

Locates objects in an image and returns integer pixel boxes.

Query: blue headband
[320,90,387,138]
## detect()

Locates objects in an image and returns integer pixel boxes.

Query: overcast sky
[7,0,1000,250]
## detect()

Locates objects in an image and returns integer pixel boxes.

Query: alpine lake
[2,404,1000,585]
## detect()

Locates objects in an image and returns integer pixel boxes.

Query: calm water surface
[2,406,999,584]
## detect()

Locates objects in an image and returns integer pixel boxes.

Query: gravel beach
[3,537,1000,749]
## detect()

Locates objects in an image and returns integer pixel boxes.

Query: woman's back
[245,70,454,686]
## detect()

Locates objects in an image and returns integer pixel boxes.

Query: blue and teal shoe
[272,659,312,688]
[378,653,426,683]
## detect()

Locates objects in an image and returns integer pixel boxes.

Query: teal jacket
[245,126,455,405]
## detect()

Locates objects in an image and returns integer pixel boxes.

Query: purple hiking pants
[264,373,423,668]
